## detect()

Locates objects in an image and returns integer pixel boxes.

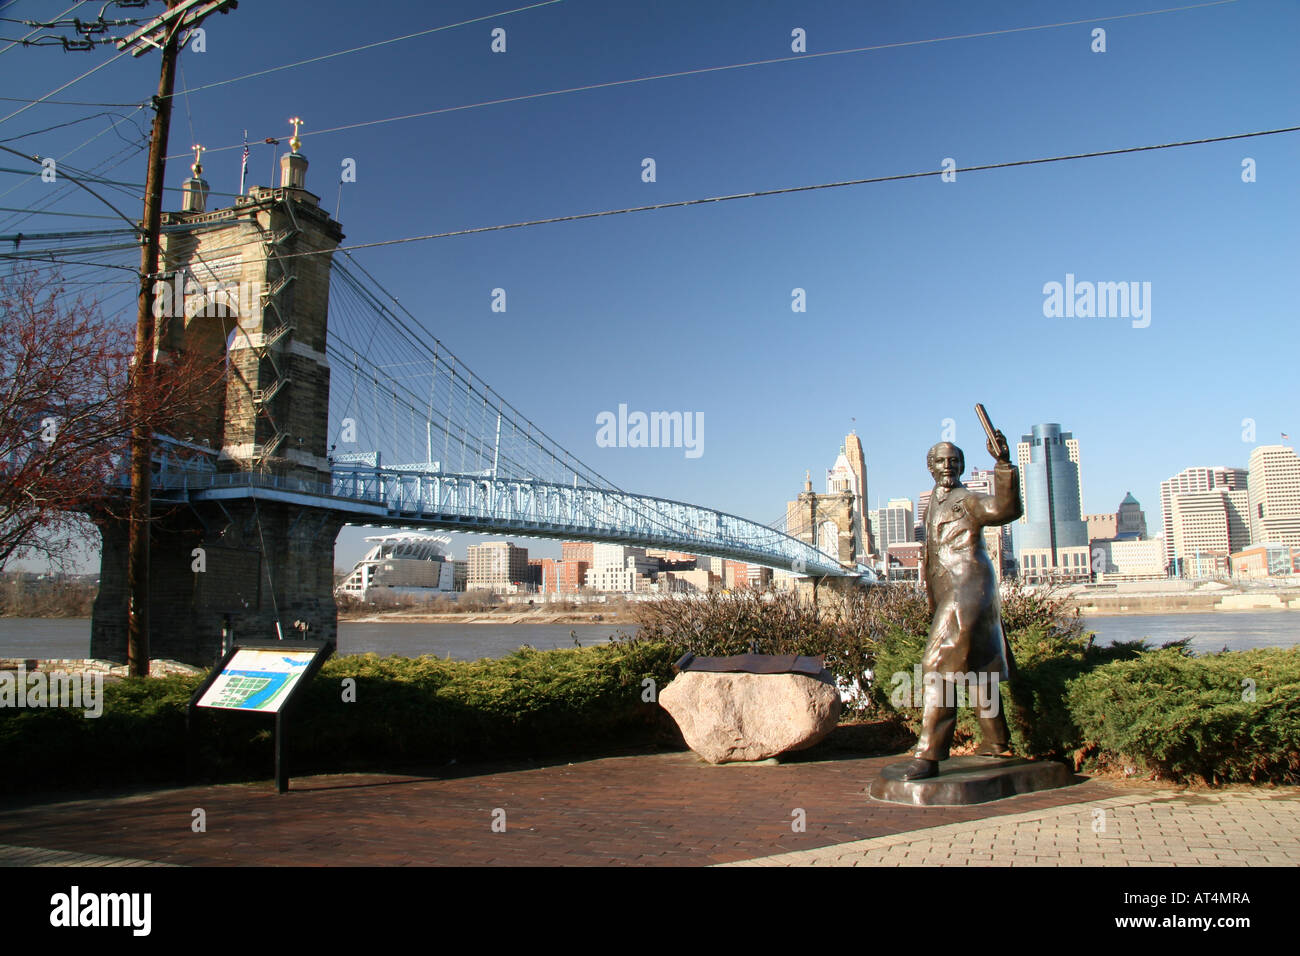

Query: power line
[0,1,88,57]
[0,138,148,233]
[165,0,564,100]
[0,95,143,106]
[0,205,121,219]
[0,44,132,127]
[0,109,136,143]
[0,143,140,231]
[0,111,147,230]
[255,124,1300,265]
[0,7,145,49]
[172,0,1242,160]
[0,253,138,270]
[15,118,1289,286]
[177,60,196,154]
[41,120,1286,275]
[0,161,240,198]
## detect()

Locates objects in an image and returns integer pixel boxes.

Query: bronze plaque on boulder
[673,652,825,676]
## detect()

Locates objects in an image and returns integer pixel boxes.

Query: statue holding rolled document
[895,404,1023,782]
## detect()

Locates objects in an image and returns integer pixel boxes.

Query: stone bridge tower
[91,128,347,667]
[785,471,858,569]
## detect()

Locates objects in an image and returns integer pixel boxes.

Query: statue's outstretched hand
[987,428,1011,463]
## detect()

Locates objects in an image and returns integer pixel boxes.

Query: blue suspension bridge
[145,250,871,581]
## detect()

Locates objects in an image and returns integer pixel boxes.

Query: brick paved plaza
[0,750,1294,867]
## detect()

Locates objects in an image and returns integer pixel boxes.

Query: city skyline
[392,431,1296,570]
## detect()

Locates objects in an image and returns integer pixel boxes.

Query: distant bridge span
[148,445,869,579]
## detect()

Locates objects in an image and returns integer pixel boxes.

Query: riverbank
[345,595,1300,623]
[1070,590,1300,615]
[339,609,634,625]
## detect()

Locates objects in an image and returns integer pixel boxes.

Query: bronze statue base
[868,755,1075,806]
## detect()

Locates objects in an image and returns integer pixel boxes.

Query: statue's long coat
[919,461,1022,679]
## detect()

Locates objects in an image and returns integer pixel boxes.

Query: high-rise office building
[1086,493,1148,549]
[561,541,594,565]
[915,490,932,543]
[591,544,657,576]
[1247,445,1300,548]
[1170,489,1248,578]
[827,432,871,562]
[1015,423,1089,583]
[1160,466,1248,568]
[966,468,1013,580]
[1017,429,1079,524]
[1091,538,1167,581]
[1116,492,1148,539]
[1084,512,1118,541]
[466,541,530,590]
[876,498,915,549]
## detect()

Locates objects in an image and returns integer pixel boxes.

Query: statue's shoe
[976,741,1013,756]
[896,758,940,780]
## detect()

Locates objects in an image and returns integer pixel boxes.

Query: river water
[0,611,1296,662]
[0,619,634,662]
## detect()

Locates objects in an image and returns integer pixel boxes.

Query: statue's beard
[935,473,959,489]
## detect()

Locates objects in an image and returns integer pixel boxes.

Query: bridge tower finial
[182,143,209,213]
[280,116,308,189]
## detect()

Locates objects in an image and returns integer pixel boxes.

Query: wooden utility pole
[119,0,238,676]
[125,10,180,678]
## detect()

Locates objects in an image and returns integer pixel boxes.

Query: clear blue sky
[3,0,1297,571]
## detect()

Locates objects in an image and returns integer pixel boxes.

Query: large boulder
[659,669,841,764]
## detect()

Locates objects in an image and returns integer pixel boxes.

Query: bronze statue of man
[897,423,1022,781]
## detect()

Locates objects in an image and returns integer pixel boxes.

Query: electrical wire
[0,95,144,106]
[0,110,147,231]
[164,0,564,101]
[0,143,140,231]
[243,124,1300,265]
[0,1,88,57]
[172,0,1242,160]
[0,109,137,143]
[0,44,132,127]
[18,121,1290,280]
[0,205,121,219]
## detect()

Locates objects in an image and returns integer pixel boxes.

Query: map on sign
[197,647,316,713]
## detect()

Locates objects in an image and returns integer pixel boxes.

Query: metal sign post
[189,639,333,793]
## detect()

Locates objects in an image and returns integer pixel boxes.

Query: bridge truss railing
[136,442,867,578]
[329,465,862,578]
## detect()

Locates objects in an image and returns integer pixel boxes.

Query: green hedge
[0,641,681,795]
[1067,646,1300,784]
[871,611,1300,784]
[6,590,1295,793]
[870,620,1157,758]
[626,585,931,710]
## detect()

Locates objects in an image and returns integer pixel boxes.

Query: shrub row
[0,641,681,795]
[4,585,1295,792]
[869,602,1299,784]
[627,585,931,706]
[1067,646,1300,784]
